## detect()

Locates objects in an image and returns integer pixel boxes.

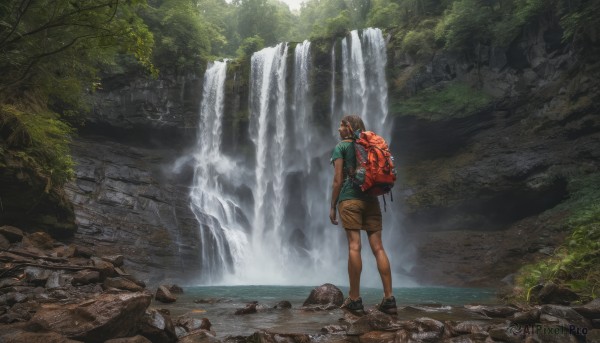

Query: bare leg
[345,229,362,299]
[367,230,392,298]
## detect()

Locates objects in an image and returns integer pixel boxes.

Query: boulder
[452,320,489,335]
[168,284,184,294]
[512,308,541,324]
[234,302,258,315]
[21,232,54,250]
[359,330,398,343]
[274,300,292,309]
[74,245,94,258]
[91,257,116,280]
[536,282,579,305]
[104,277,144,292]
[347,311,403,335]
[0,234,10,250]
[155,286,177,303]
[24,267,52,286]
[573,298,600,319]
[71,269,100,285]
[540,304,591,331]
[0,226,24,243]
[139,309,177,343]
[176,316,209,333]
[0,322,82,343]
[101,255,125,267]
[302,283,343,308]
[105,336,152,343]
[178,329,219,343]
[29,292,151,343]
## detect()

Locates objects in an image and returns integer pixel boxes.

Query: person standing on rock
[329,114,397,315]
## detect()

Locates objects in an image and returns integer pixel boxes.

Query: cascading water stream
[191,29,413,286]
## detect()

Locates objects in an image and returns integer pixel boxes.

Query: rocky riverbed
[1,226,600,342]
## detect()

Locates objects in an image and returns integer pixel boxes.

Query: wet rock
[53,244,77,258]
[347,311,403,335]
[71,269,100,285]
[155,285,177,303]
[274,300,292,309]
[101,255,124,267]
[91,257,116,279]
[235,301,258,315]
[488,323,523,343]
[320,324,347,334]
[512,308,541,324]
[29,292,151,342]
[139,309,177,343]
[540,304,591,330]
[74,245,94,258]
[21,232,54,250]
[0,226,24,243]
[104,277,144,292]
[0,300,38,323]
[573,298,600,319]
[44,271,63,289]
[359,330,397,342]
[0,322,82,342]
[178,329,220,343]
[444,332,490,343]
[536,282,579,305]
[403,317,446,342]
[105,335,152,343]
[168,284,184,294]
[452,320,489,334]
[24,267,52,286]
[176,316,209,333]
[247,330,310,343]
[0,234,10,250]
[464,304,518,318]
[302,283,343,308]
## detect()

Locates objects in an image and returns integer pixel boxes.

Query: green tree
[0,0,155,186]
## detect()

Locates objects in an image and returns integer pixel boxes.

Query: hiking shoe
[377,296,397,315]
[340,296,365,315]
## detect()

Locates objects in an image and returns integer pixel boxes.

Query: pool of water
[151,286,499,338]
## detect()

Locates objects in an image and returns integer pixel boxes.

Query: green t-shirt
[330,140,376,203]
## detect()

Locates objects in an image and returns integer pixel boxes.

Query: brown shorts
[338,199,382,232]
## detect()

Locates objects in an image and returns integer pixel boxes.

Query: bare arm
[329,158,344,225]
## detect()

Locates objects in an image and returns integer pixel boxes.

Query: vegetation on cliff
[517,174,600,302]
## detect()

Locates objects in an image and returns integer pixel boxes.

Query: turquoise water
[152,286,499,338]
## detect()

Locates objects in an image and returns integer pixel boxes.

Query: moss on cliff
[391,81,492,120]
[516,173,600,302]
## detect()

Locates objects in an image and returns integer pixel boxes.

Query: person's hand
[329,207,338,225]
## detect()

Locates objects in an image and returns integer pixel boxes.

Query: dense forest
[0,0,599,302]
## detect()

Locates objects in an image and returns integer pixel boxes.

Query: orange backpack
[352,131,397,207]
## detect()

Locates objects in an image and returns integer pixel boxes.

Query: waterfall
[189,60,248,283]
[191,28,412,286]
[341,28,389,136]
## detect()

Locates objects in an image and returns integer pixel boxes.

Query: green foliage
[141,0,226,72]
[435,0,494,50]
[311,10,352,39]
[561,0,600,47]
[516,174,600,302]
[0,105,74,187]
[234,0,296,46]
[391,82,492,120]
[367,2,402,28]
[401,23,438,59]
[236,35,265,59]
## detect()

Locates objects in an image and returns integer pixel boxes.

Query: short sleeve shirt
[331,140,376,203]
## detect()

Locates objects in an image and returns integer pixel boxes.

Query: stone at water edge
[235,301,258,315]
[139,309,178,343]
[28,292,152,343]
[302,283,344,307]
[168,284,184,294]
[155,285,177,303]
[274,300,292,309]
[105,336,153,343]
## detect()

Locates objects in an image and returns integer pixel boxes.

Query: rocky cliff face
[388,20,600,286]
[64,72,207,285]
